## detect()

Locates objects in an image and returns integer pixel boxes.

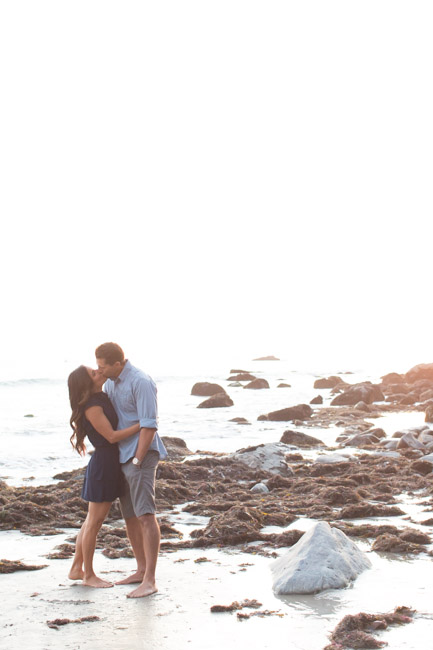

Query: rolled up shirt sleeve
[133,377,158,429]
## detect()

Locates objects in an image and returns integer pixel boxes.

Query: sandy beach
[2,362,433,649]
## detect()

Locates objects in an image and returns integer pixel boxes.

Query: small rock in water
[24,414,34,418]
[243,378,270,390]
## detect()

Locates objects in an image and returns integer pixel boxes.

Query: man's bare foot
[115,571,145,585]
[68,568,84,580]
[82,575,113,588]
[126,581,158,598]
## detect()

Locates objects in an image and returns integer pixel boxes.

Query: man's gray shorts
[119,450,159,519]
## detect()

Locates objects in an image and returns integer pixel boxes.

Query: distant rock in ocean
[271,521,371,594]
[253,355,280,361]
[243,378,270,390]
[197,393,234,408]
[258,404,313,422]
[191,382,226,397]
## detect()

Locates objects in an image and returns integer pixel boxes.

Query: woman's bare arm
[85,406,140,443]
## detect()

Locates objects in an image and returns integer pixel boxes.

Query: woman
[67,365,140,588]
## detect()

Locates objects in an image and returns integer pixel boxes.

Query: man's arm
[133,376,158,462]
[134,427,157,462]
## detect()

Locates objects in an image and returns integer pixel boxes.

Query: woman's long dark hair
[68,365,93,456]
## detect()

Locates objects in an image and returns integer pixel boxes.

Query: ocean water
[0,357,422,487]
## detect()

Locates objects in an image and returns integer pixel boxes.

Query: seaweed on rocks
[324,606,415,649]
[0,559,47,573]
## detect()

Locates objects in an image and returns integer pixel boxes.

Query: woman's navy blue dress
[81,392,122,503]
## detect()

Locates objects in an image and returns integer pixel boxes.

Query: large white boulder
[271,521,371,594]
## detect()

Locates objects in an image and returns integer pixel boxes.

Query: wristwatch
[132,457,141,466]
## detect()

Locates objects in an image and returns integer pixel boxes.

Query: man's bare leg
[81,501,113,588]
[115,516,147,585]
[127,514,160,598]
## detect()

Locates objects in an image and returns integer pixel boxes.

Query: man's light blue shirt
[104,361,167,464]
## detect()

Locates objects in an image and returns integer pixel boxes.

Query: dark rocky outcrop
[280,430,325,448]
[253,356,279,361]
[258,404,313,421]
[191,382,226,397]
[244,378,269,390]
[197,393,234,408]
[310,395,323,405]
[227,373,256,381]
[313,376,344,389]
[405,363,433,383]
[331,382,384,406]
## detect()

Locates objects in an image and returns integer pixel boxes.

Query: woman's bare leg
[81,501,113,588]
[68,515,87,580]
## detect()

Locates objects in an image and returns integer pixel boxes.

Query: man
[95,342,167,598]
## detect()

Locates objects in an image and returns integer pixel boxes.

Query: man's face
[96,357,123,380]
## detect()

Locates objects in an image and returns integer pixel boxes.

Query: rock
[191,382,226,397]
[354,401,371,412]
[230,369,252,374]
[227,373,256,381]
[313,376,344,389]
[399,393,418,405]
[229,417,250,425]
[191,505,263,545]
[253,355,279,361]
[418,430,433,445]
[425,405,433,422]
[315,454,350,464]
[277,383,291,388]
[258,404,313,422]
[280,430,325,448]
[405,363,433,383]
[372,533,426,554]
[230,443,295,476]
[339,503,404,519]
[381,372,404,384]
[161,437,192,460]
[310,395,323,405]
[411,459,433,476]
[243,378,270,390]
[197,393,234,408]
[342,433,381,448]
[271,521,371,594]
[331,382,384,406]
[228,382,242,387]
[397,433,426,451]
[250,483,269,494]
[367,427,386,439]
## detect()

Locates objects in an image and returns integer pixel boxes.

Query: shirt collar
[115,359,132,384]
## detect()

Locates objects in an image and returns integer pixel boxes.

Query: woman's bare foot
[126,581,158,598]
[115,571,145,585]
[83,575,113,588]
[68,568,84,580]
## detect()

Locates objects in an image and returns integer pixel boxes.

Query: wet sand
[2,517,433,650]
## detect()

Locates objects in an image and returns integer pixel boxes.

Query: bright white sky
[1,1,432,377]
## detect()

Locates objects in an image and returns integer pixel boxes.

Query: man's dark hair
[95,342,125,365]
